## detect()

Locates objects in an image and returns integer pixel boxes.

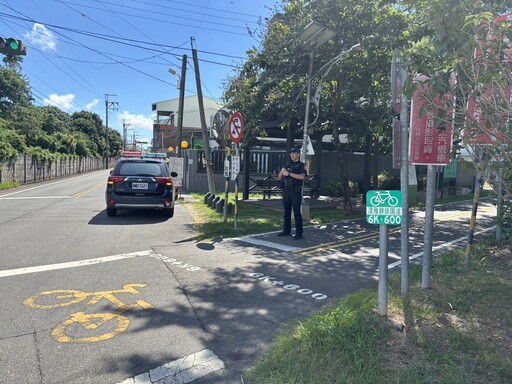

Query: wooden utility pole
[105,94,118,169]
[191,38,215,194]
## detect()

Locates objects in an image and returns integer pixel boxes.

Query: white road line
[0,175,86,197]
[238,236,300,252]
[0,196,72,199]
[385,225,496,270]
[0,250,154,278]
[117,349,225,384]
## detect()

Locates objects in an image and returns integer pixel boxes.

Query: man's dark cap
[289,146,301,153]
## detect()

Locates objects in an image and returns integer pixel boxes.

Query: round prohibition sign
[228,111,244,143]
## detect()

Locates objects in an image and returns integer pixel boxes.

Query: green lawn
[184,193,364,240]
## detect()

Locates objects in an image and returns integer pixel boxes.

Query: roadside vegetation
[0,180,20,190]
[184,193,365,240]
[182,190,500,240]
[243,241,511,383]
[183,192,511,383]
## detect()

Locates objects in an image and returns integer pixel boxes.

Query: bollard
[211,196,220,208]
[216,199,225,213]
[204,192,212,204]
[207,194,216,207]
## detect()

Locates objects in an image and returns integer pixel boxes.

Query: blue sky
[1,0,278,142]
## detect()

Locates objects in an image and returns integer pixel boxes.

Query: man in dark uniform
[278,146,307,239]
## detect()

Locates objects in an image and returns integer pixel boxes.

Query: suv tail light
[155,177,173,186]
[108,176,125,185]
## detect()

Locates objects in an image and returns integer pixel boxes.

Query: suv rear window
[116,162,166,176]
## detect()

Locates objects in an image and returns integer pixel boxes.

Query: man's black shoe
[293,234,303,240]
[277,231,291,237]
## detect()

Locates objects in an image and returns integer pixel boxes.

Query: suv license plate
[132,182,148,190]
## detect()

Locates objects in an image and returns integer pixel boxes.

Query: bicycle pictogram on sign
[23,283,154,343]
[369,190,399,207]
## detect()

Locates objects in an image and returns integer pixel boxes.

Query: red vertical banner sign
[409,75,453,166]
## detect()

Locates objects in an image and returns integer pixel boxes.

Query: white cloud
[24,23,57,52]
[43,93,75,110]
[85,99,100,110]
[118,111,154,132]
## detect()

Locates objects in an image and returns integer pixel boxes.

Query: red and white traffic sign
[228,112,244,143]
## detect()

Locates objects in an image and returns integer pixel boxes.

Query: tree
[2,53,23,71]
[0,59,122,162]
[223,0,419,210]
[71,111,108,156]
[0,120,25,162]
[0,67,32,119]
[41,106,71,134]
[402,0,512,244]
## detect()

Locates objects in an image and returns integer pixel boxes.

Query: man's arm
[278,167,288,180]
[288,165,306,181]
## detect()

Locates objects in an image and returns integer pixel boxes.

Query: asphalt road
[0,170,498,383]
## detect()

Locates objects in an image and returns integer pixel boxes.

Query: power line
[60,0,260,30]
[125,0,264,22]
[57,0,183,70]
[0,12,249,61]
[0,4,105,96]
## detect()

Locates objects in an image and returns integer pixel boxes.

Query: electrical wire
[0,11,248,61]
[0,0,270,112]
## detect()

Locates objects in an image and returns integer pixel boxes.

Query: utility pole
[177,54,187,157]
[191,37,215,194]
[122,119,131,151]
[105,94,118,169]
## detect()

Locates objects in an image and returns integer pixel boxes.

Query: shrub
[321,181,360,198]
[349,180,361,197]
[320,182,341,197]
[378,171,400,190]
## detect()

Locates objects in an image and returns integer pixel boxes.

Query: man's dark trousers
[282,186,302,236]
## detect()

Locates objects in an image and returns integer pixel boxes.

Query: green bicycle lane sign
[366,190,403,225]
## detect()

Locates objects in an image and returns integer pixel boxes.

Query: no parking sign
[228,112,244,143]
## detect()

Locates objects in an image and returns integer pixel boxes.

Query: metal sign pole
[378,224,389,316]
[223,146,231,222]
[399,62,410,298]
[421,164,437,288]
[366,190,403,316]
[234,144,239,229]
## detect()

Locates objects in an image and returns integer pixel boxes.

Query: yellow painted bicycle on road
[24,284,154,343]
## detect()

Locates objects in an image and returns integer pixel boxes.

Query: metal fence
[196,150,288,175]
[0,155,113,184]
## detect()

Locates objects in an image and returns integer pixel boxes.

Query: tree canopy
[0,65,122,164]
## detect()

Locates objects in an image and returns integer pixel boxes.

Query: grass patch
[0,181,20,190]
[183,194,364,240]
[244,242,512,384]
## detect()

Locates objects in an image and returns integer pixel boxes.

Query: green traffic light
[8,39,20,50]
